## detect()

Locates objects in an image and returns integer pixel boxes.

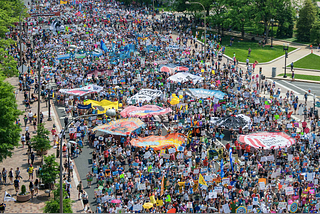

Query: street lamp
[186,1,207,64]
[270,19,274,48]
[47,87,52,121]
[67,142,71,182]
[283,43,289,78]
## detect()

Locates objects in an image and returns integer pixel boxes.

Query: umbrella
[143,203,153,209]
[111,199,121,204]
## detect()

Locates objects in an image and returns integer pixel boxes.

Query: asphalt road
[274,80,320,97]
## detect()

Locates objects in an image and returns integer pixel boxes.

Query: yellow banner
[60,0,68,4]
[84,99,118,114]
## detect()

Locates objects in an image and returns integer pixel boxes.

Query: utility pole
[37,60,41,125]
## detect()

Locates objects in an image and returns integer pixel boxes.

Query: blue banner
[77,103,92,109]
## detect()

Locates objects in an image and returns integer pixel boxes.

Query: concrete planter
[16,194,31,202]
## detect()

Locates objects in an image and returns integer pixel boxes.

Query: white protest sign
[307,173,313,181]
[285,186,294,195]
[168,148,176,154]
[279,202,287,210]
[288,154,293,162]
[261,156,267,162]
[139,183,146,190]
[267,155,274,162]
[144,151,151,159]
[259,182,265,190]
[222,204,230,213]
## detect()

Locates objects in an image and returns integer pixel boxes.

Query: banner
[131,133,187,150]
[77,103,92,110]
[159,63,189,74]
[168,72,204,84]
[127,89,162,104]
[239,132,295,150]
[120,105,172,118]
[93,118,145,136]
[59,84,103,96]
[84,100,118,114]
[184,88,226,100]
[60,0,68,4]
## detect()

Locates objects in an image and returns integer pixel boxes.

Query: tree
[0,76,21,162]
[310,20,320,45]
[31,123,52,158]
[225,0,253,38]
[38,154,59,187]
[43,183,73,213]
[296,0,317,42]
[0,39,19,77]
[275,0,295,38]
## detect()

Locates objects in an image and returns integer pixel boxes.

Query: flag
[166,194,171,202]
[160,175,164,196]
[4,191,15,202]
[100,40,107,52]
[198,173,207,186]
[150,195,156,204]
[229,148,233,172]
[220,159,224,178]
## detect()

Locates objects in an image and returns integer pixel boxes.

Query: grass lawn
[287,54,320,70]
[193,29,296,63]
[277,73,320,81]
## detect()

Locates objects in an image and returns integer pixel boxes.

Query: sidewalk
[1,77,83,213]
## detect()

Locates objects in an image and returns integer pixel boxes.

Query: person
[30,152,35,165]
[292,70,295,80]
[23,115,28,127]
[81,190,89,211]
[8,168,13,185]
[21,134,26,148]
[34,179,39,196]
[2,168,7,185]
[77,181,83,200]
[0,203,6,213]
[97,203,102,213]
[291,62,294,71]
[14,176,20,195]
[28,164,34,181]
[15,167,21,179]
[248,47,251,56]
[86,172,93,188]
[29,181,34,199]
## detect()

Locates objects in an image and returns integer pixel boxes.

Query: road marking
[280,80,315,96]
[267,79,300,95]
[58,107,65,110]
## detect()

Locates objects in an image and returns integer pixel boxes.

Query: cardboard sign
[279,202,287,209]
[222,204,231,213]
[285,186,294,195]
[139,183,146,190]
[168,148,176,154]
[144,151,151,159]
[259,182,266,190]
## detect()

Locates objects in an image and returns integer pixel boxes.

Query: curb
[282,67,320,73]
[223,48,301,65]
[269,77,320,84]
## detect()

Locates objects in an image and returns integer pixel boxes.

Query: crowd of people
[10,0,320,213]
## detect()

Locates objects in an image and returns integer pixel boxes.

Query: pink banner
[121,105,172,118]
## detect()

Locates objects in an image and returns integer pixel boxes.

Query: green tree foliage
[38,154,59,186]
[311,20,320,45]
[0,76,21,162]
[296,0,317,42]
[275,0,294,38]
[31,123,52,156]
[43,183,73,213]
[225,0,253,38]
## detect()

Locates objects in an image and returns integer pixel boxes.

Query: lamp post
[186,1,206,64]
[270,19,274,48]
[48,87,52,121]
[67,142,71,182]
[37,60,41,125]
[283,43,289,78]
